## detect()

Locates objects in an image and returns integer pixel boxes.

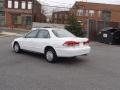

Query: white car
[12,28,91,63]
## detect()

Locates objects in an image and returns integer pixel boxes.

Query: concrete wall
[32,22,65,29]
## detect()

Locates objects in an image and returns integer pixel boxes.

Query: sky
[38,0,120,15]
[40,0,120,6]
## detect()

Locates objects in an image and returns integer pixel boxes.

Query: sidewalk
[0,31,23,38]
[0,27,29,34]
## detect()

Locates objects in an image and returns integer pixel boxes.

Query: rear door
[33,29,50,53]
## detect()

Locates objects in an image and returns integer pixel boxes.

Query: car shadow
[13,50,89,65]
[55,57,89,65]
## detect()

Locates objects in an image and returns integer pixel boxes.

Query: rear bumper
[55,46,91,57]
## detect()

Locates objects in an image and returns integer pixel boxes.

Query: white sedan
[12,28,91,63]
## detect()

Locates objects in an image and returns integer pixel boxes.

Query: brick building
[5,0,33,29]
[0,0,5,26]
[70,2,120,29]
[52,11,69,24]
[33,0,46,23]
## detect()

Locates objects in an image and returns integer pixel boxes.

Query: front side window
[52,29,76,38]
[37,30,50,38]
[8,0,12,8]
[25,30,38,38]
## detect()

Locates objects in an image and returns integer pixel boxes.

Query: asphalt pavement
[0,36,120,90]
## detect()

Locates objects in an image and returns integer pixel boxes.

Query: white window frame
[85,10,89,16]
[21,1,26,9]
[77,9,84,16]
[89,10,95,17]
[14,1,18,9]
[8,0,12,8]
[28,2,32,9]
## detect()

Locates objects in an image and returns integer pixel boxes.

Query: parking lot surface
[0,36,120,90]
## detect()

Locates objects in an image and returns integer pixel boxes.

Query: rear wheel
[45,48,57,63]
[13,43,21,53]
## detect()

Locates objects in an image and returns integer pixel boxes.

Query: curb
[0,34,22,38]
[0,27,30,32]
[0,35,11,38]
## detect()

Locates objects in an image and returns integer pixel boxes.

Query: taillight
[84,39,90,45]
[63,41,80,47]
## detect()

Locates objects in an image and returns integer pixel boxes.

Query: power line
[42,0,73,5]
[42,4,71,9]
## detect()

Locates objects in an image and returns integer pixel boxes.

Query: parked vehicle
[97,27,120,45]
[12,28,91,63]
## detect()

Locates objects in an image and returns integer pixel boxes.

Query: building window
[13,15,22,24]
[0,2,4,10]
[21,1,26,9]
[8,0,12,8]
[89,10,95,17]
[65,14,68,19]
[28,2,32,9]
[85,10,89,16]
[98,11,101,17]
[0,11,4,16]
[14,1,18,9]
[59,14,62,19]
[54,14,57,19]
[22,16,32,25]
[26,16,32,25]
[77,9,84,16]
[0,18,5,26]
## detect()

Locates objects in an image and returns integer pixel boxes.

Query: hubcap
[46,51,54,61]
[14,44,19,52]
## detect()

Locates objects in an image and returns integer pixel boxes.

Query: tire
[45,48,57,63]
[13,43,21,53]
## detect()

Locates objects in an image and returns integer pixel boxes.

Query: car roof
[32,27,65,31]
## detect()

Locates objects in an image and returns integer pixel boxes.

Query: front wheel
[13,43,21,53]
[45,48,57,63]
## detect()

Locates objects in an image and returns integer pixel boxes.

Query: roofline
[74,1,120,6]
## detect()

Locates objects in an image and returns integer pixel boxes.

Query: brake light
[84,39,90,45]
[63,41,80,47]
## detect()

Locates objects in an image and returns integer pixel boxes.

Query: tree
[65,15,83,37]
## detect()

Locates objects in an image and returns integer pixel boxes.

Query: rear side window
[37,30,50,38]
[52,29,76,38]
[25,30,38,38]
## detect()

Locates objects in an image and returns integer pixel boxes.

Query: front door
[21,30,38,51]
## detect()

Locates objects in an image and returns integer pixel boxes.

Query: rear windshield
[52,29,76,38]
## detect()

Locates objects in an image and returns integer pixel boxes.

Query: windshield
[52,29,76,38]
